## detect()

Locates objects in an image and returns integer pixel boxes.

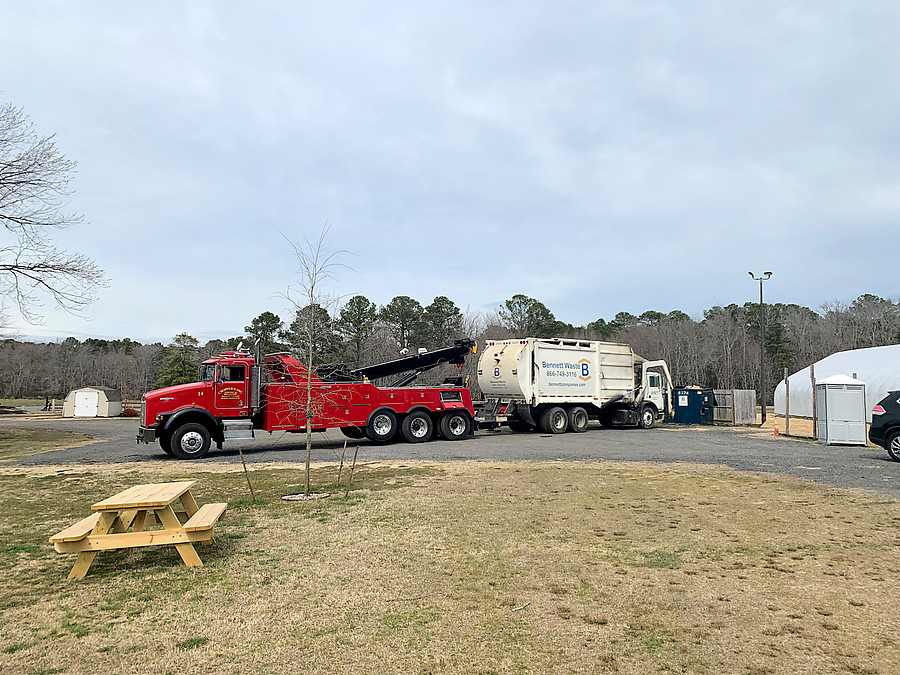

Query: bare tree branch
[0,102,106,325]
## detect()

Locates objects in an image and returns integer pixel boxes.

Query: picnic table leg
[68,512,117,581]
[180,490,200,517]
[155,506,203,567]
[111,509,139,533]
[132,510,148,532]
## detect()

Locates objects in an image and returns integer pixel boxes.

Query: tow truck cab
[139,351,257,453]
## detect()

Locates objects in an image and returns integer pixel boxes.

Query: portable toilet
[815,375,867,446]
[672,387,714,424]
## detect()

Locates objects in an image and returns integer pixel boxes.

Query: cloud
[2,0,899,341]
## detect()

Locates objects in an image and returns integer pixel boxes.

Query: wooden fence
[713,389,757,425]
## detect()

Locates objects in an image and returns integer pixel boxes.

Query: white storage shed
[62,387,123,418]
[815,375,867,446]
[774,344,900,423]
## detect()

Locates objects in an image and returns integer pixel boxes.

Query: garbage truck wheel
[540,407,568,434]
[567,406,589,433]
[639,405,656,429]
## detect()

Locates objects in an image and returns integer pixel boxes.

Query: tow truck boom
[316,338,476,385]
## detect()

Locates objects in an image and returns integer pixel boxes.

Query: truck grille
[140,397,146,425]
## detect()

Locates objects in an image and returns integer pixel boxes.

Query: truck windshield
[200,364,217,382]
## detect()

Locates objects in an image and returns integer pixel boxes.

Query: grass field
[0,398,46,408]
[0,428,96,462]
[1,456,898,674]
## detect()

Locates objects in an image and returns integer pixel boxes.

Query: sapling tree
[284,225,346,497]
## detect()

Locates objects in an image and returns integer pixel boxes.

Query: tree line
[1,293,898,404]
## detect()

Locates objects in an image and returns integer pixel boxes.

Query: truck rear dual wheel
[366,410,397,443]
[171,423,212,460]
[540,407,568,434]
[439,411,471,441]
[567,406,589,433]
[401,411,433,443]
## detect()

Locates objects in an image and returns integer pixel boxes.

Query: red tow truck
[137,339,477,459]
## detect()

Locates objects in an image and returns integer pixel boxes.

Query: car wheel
[639,405,656,429]
[171,423,211,460]
[887,431,900,462]
[401,411,434,443]
[439,411,471,441]
[540,407,568,434]
[366,409,397,443]
[567,406,589,433]
[340,426,364,440]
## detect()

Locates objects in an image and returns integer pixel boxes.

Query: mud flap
[512,402,537,428]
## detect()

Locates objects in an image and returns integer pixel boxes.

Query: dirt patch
[1,460,898,674]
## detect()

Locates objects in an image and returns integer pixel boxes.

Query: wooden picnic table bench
[50,481,226,580]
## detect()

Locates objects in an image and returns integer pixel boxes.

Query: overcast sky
[1,1,898,344]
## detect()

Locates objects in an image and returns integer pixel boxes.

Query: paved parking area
[3,416,898,498]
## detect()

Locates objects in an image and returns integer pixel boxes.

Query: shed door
[74,391,99,417]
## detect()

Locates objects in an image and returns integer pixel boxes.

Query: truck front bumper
[137,426,157,444]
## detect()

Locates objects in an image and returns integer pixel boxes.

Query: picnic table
[50,481,226,580]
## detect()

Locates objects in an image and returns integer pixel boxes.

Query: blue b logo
[493,367,501,379]
[578,359,591,381]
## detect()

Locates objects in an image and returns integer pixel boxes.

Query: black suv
[869,391,900,461]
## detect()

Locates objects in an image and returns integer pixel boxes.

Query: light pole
[748,271,772,423]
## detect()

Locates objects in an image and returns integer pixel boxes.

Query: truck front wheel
[171,423,212,459]
[158,432,174,456]
[540,407,568,434]
[639,405,656,429]
[366,410,397,443]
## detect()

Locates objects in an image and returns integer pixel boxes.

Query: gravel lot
[3,415,898,498]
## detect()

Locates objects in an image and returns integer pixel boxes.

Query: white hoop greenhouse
[774,345,900,423]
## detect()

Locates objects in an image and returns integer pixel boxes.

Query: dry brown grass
[728,409,880,448]
[0,428,96,462]
[1,460,898,674]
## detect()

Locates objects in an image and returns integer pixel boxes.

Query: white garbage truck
[476,337,674,433]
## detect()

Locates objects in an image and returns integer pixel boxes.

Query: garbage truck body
[477,337,673,433]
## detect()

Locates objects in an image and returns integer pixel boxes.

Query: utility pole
[748,271,773,424]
